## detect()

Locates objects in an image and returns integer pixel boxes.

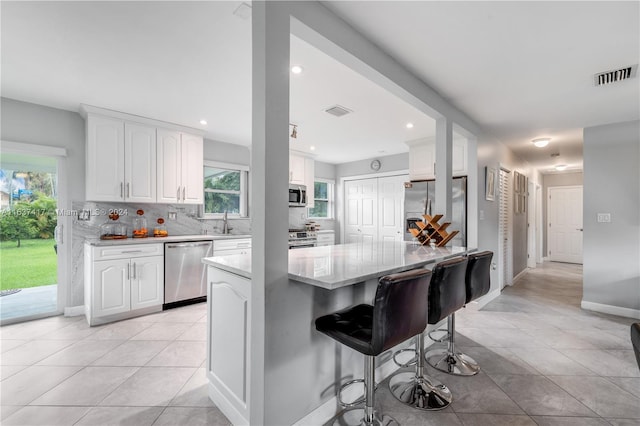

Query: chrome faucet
[222,210,232,234]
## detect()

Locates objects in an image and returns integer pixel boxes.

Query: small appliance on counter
[153,218,168,237]
[132,209,148,238]
[99,213,127,240]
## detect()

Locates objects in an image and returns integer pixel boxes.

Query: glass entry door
[0,151,62,324]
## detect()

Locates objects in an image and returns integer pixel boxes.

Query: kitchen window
[203,161,248,217]
[308,179,333,219]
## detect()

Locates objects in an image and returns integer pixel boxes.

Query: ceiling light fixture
[555,164,567,171]
[310,146,316,151]
[291,65,303,74]
[290,124,298,139]
[532,138,550,148]
[199,119,207,125]
[406,123,414,129]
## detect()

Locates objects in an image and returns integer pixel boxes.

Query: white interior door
[548,186,583,264]
[343,178,378,244]
[378,175,405,243]
[499,168,513,289]
[527,181,536,268]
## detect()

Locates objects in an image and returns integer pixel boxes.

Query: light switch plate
[597,213,611,223]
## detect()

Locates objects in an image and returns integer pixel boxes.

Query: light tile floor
[0,262,638,425]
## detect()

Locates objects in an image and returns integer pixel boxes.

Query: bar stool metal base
[330,408,399,426]
[425,348,480,376]
[388,372,452,410]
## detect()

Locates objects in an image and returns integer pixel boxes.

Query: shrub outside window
[203,161,248,217]
[308,180,333,219]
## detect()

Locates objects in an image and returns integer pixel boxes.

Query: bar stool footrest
[392,348,418,368]
[330,408,399,426]
[427,327,450,343]
[338,379,379,408]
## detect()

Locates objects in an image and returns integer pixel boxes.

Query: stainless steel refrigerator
[403,177,467,247]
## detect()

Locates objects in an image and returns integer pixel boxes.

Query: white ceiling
[2,1,638,171]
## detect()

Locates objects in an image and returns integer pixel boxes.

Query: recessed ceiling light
[532,138,550,148]
[199,119,207,125]
[555,164,567,171]
[406,123,414,129]
[310,146,316,151]
[291,65,303,74]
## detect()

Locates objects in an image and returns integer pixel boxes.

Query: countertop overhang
[85,234,251,246]
[203,241,470,290]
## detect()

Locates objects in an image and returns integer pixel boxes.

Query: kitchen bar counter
[204,241,472,425]
[86,233,251,246]
[202,241,467,289]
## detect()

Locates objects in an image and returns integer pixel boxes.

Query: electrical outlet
[597,213,611,223]
[168,211,177,220]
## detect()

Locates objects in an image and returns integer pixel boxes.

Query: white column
[251,2,290,424]
[435,117,453,221]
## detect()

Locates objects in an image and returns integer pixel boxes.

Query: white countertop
[203,241,469,289]
[85,234,251,246]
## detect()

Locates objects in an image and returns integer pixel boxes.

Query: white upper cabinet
[124,122,156,203]
[180,133,204,204]
[407,138,467,181]
[82,105,203,204]
[86,115,126,201]
[157,129,203,204]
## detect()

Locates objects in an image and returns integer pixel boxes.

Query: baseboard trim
[581,301,640,320]
[208,382,248,426]
[292,331,442,426]
[513,269,528,283]
[63,305,85,317]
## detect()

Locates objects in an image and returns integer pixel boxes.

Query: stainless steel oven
[289,184,307,207]
[288,229,317,249]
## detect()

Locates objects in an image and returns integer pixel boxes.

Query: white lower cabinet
[85,243,164,325]
[317,231,335,246]
[207,266,251,424]
[212,238,251,256]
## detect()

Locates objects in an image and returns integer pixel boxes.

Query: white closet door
[378,175,405,244]
[499,168,513,289]
[343,179,378,244]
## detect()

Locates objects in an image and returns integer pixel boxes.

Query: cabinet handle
[127,263,130,280]
[182,187,186,201]
[133,262,137,279]
[177,187,181,202]
[120,182,124,198]
[127,183,130,198]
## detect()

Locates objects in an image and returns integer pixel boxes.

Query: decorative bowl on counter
[153,218,168,237]
[100,213,127,240]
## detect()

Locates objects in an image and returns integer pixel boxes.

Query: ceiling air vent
[594,65,637,86]
[324,105,353,117]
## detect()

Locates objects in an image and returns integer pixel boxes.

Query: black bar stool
[389,258,467,410]
[426,251,492,375]
[315,268,432,426]
[632,323,640,371]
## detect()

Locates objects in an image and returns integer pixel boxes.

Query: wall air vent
[324,105,353,117]
[594,65,637,86]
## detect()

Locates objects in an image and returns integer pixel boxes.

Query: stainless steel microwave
[289,184,307,207]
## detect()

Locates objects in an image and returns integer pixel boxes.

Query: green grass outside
[0,239,57,290]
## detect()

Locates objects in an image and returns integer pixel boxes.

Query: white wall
[1,98,85,202]
[203,138,250,165]
[583,120,639,317]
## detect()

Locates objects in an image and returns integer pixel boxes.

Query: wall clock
[370,159,381,171]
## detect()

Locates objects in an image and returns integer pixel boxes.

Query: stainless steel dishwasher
[164,240,213,308]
